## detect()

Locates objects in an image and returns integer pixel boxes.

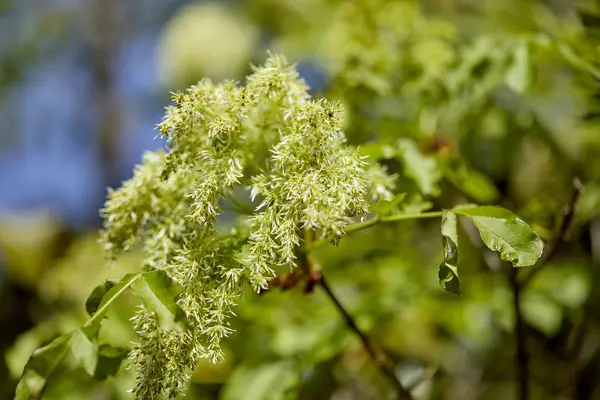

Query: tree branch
[317,272,413,400]
[509,267,529,400]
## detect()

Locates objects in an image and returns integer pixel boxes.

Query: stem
[313,211,443,248]
[83,274,142,329]
[509,268,529,400]
[318,273,413,400]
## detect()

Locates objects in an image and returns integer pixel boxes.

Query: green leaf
[221,361,298,400]
[521,291,562,336]
[371,193,406,216]
[454,206,543,267]
[439,210,460,294]
[396,139,441,196]
[132,269,183,328]
[440,157,499,203]
[85,279,117,317]
[505,40,531,93]
[14,269,146,398]
[94,344,128,380]
[15,333,73,399]
[70,330,97,376]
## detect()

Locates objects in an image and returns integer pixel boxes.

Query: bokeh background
[1,0,600,399]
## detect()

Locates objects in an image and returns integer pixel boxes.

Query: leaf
[396,139,441,196]
[439,210,460,294]
[94,344,128,380]
[505,40,531,93]
[132,269,183,328]
[221,361,298,400]
[439,157,499,203]
[14,270,146,398]
[70,330,97,376]
[521,291,562,336]
[85,280,117,316]
[83,273,141,337]
[371,193,406,216]
[454,206,543,267]
[15,333,73,399]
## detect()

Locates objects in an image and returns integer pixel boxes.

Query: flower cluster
[100,54,381,398]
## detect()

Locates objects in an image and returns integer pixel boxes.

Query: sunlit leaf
[505,40,531,93]
[70,330,97,376]
[132,269,183,328]
[221,361,298,400]
[84,273,141,336]
[15,333,72,399]
[439,210,460,294]
[454,205,543,267]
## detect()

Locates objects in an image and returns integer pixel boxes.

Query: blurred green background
[1,0,600,399]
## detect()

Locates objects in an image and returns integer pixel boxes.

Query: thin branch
[509,268,529,400]
[318,272,413,400]
[312,211,443,249]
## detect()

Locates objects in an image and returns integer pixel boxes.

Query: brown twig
[317,273,413,400]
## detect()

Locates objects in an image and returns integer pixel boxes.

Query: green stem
[83,274,142,328]
[313,211,443,248]
[83,265,173,329]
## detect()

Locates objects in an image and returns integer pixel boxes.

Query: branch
[312,211,443,249]
[317,272,413,400]
[508,268,529,400]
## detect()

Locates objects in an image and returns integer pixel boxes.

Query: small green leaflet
[439,157,499,203]
[454,205,543,267]
[371,193,406,216]
[439,210,460,295]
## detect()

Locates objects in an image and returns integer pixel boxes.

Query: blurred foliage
[159,2,259,88]
[2,0,600,399]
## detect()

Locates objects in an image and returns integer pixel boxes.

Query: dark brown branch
[509,268,529,400]
[318,272,413,400]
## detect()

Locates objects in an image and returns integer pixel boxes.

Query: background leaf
[221,361,299,400]
[396,138,442,196]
